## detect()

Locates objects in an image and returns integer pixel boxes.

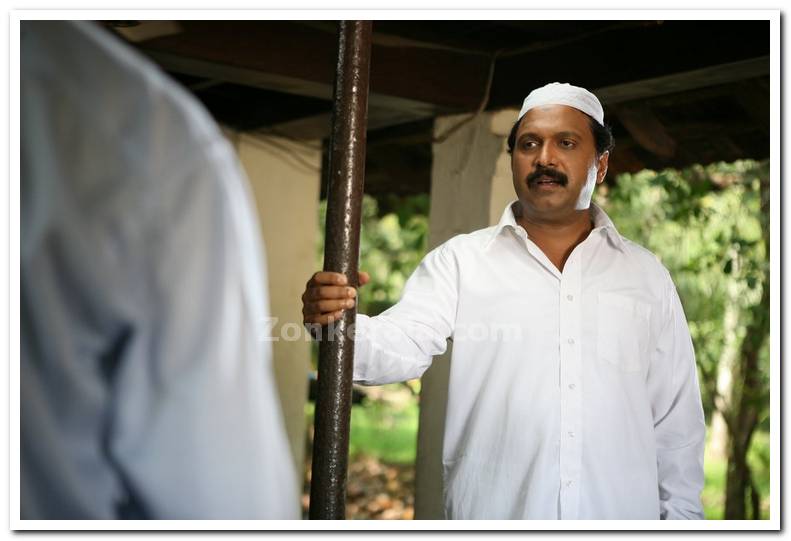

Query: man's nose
[534,143,557,168]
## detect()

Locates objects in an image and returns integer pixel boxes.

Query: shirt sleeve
[648,270,707,520]
[352,241,459,385]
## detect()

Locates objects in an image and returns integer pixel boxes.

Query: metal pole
[309,20,372,520]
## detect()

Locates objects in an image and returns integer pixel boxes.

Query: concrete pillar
[227,130,322,492]
[414,109,518,519]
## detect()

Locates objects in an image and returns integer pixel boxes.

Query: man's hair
[506,114,615,157]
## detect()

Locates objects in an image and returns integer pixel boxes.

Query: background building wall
[415,109,518,518]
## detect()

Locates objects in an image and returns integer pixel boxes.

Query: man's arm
[649,271,707,519]
[353,243,458,385]
[302,242,459,386]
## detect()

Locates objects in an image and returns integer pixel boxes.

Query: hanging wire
[240,131,323,174]
[431,48,503,145]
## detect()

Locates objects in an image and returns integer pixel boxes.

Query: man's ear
[596,151,610,184]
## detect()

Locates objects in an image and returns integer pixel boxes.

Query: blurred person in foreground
[21,20,298,519]
[302,83,706,519]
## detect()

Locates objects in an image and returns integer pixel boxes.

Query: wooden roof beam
[489,20,769,109]
[136,21,491,117]
[611,103,677,158]
[595,56,770,105]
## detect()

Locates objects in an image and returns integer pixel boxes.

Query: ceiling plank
[488,20,769,110]
[259,107,429,141]
[595,56,770,105]
[611,103,677,158]
[135,21,490,115]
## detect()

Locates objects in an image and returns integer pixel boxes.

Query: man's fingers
[309,271,369,288]
[304,311,344,327]
[358,271,370,286]
[310,271,348,286]
[302,271,363,330]
[307,298,355,315]
[304,285,356,302]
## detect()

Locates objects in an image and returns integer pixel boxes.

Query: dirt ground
[302,454,415,520]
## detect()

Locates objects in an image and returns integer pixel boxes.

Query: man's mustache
[526,167,568,187]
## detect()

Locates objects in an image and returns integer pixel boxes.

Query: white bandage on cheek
[575,162,600,210]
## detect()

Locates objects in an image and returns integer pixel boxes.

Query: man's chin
[516,193,574,216]
[521,198,567,215]
[525,190,567,208]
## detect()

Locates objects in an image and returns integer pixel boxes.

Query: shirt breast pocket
[596,292,652,373]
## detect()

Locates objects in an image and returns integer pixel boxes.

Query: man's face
[511,104,609,223]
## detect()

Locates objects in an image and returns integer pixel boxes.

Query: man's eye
[522,140,538,149]
[560,139,576,148]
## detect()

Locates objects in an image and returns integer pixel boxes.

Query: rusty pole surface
[309,20,372,520]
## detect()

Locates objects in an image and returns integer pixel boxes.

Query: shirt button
[566,480,573,488]
[568,431,575,438]
[568,383,576,390]
[567,338,575,345]
[566,294,574,301]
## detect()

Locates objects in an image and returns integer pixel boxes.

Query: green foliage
[317,194,430,316]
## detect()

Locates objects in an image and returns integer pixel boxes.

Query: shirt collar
[484,200,522,251]
[589,203,627,252]
[484,200,627,252]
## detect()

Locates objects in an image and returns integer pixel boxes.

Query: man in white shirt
[301,83,706,519]
[21,21,298,519]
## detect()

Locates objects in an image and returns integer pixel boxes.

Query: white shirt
[21,21,298,519]
[353,201,706,520]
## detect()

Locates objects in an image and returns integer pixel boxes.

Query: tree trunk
[723,175,769,520]
[724,422,755,518]
[723,317,764,519]
[709,250,742,462]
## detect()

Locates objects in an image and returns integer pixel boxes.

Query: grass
[304,388,420,465]
[348,399,419,464]
[702,451,727,519]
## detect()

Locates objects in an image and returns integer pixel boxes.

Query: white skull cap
[518,82,604,125]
